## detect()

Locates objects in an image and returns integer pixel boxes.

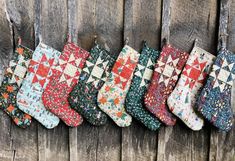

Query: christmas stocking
[97,45,140,127]
[42,42,89,127]
[125,43,161,130]
[0,44,32,128]
[17,43,60,129]
[68,44,114,126]
[167,46,215,130]
[144,44,189,126]
[197,49,235,131]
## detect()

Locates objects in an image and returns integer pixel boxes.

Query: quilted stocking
[144,44,189,126]
[97,45,140,127]
[167,46,215,130]
[42,42,89,127]
[0,45,32,128]
[125,43,161,130]
[68,44,114,126]
[197,49,235,131]
[17,43,60,129]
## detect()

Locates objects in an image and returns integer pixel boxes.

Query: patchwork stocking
[144,44,189,126]
[42,42,89,127]
[167,46,215,130]
[197,49,235,131]
[17,43,60,129]
[68,44,114,126]
[0,45,32,128]
[125,43,161,130]
[97,45,140,127]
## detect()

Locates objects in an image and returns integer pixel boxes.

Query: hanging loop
[163,38,169,46]
[18,37,22,45]
[67,34,72,43]
[194,38,198,48]
[39,34,42,44]
[94,35,98,45]
[143,40,147,48]
[220,32,228,50]
[125,37,129,45]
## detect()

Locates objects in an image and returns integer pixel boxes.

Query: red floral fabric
[144,44,189,125]
[42,42,89,127]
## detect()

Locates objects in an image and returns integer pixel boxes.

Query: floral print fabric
[168,46,215,130]
[68,44,114,126]
[144,44,189,126]
[17,43,60,129]
[197,49,235,131]
[97,45,140,127]
[125,43,161,131]
[0,45,33,128]
[42,42,89,127]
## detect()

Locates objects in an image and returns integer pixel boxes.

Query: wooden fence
[0,0,234,161]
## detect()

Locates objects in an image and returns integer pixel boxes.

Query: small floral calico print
[42,42,89,127]
[69,44,115,126]
[144,44,189,126]
[197,49,235,131]
[125,42,161,131]
[97,45,140,127]
[17,43,61,129]
[0,45,33,128]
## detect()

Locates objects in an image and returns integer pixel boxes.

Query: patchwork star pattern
[7,55,30,86]
[134,58,154,87]
[154,55,181,86]
[210,59,235,92]
[97,45,139,127]
[182,57,207,89]
[113,57,138,89]
[54,53,83,86]
[28,54,55,87]
[83,56,109,87]
[0,45,33,128]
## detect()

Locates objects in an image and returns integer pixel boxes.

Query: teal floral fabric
[69,44,115,126]
[125,43,161,130]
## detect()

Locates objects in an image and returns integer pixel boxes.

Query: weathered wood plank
[68,0,124,161]
[40,0,68,51]
[169,0,218,54]
[227,0,235,51]
[6,0,35,49]
[157,0,218,161]
[5,1,38,161]
[36,1,69,161]
[0,0,12,65]
[122,0,162,161]
[0,0,14,160]
[0,0,11,93]
[209,0,235,161]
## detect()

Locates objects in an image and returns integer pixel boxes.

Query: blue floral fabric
[197,49,235,131]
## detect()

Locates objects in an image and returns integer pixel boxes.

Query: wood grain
[40,0,68,51]
[169,0,218,54]
[122,0,162,161]
[6,0,35,49]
